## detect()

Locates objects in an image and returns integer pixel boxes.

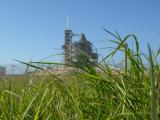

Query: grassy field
[0,30,159,120]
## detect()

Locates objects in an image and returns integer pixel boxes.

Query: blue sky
[0,0,160,65]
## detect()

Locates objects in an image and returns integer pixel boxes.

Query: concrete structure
[0,66,6,75]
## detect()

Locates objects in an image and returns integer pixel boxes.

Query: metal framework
[63,29,98,65]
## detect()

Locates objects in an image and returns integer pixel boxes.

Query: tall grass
[0,30,159,119]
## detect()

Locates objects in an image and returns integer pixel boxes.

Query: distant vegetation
[0,30,159,120]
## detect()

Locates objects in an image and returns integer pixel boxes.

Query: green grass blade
[148,44,158,120]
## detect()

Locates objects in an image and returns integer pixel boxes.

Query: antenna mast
[67,16,69,30]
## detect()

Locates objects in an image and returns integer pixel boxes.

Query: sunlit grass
[0,30,159,119]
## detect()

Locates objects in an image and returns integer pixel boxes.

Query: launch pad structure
[62,21,98,65]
